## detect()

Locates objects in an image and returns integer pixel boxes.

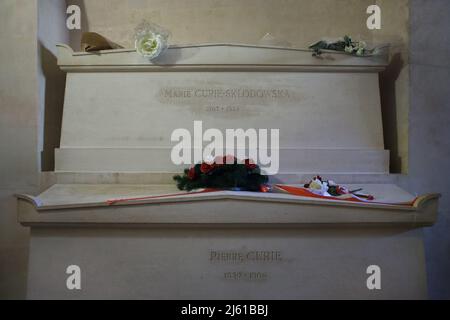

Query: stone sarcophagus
[54,43,388,176]
[17,44,439,299]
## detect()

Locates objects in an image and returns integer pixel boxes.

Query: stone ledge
[16,184,439,228]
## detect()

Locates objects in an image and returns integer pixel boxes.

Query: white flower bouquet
[309,35,385,57]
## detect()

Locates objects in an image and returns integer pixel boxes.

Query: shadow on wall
[380,53,404,174]
[39,43,65,172]
[66,0,89,51]
[40,0,90,171]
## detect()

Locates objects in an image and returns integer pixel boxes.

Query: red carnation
[200,162,214,174]
[214,155,224,166]
[223,155,236,165]
[187,167,197,180]
[336,186,349,195]
[244,159,257,170]
[214,155,236,165]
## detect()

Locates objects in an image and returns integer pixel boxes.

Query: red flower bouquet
[173,156,269,192]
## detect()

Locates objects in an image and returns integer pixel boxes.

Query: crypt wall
[404,0,450,299]
[0,0,37,299]
[0,0,69,299]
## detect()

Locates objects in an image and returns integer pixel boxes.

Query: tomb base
[18,183,439,299]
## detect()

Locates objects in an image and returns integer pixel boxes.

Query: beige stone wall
[0,0,69,299]
[70,0,373,48]
[69,0,410,173]
[0,0,38,299]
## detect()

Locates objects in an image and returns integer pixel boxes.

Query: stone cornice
[57,43,389,73]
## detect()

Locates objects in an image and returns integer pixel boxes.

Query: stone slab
[27,227,427,299]
[55,148,389,174]
[49,171,399,185]
[60,72,384,150]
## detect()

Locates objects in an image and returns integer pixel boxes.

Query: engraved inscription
[210,250,283,264]
[209,250,287,282]
[160,87,291,100]
[157,86,297,118]
[224,271,268,281]
[205,105,241,113]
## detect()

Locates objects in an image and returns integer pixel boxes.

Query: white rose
[356,47,365,56]
[135,33,164,59]
[309,179,323,190]
[328,180,337,187]
[345,46,354,54]
[357,41,367,49]
[309,178,329,195]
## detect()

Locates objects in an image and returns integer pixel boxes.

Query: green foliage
[309,35,368,56]
[327,185,341,197]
